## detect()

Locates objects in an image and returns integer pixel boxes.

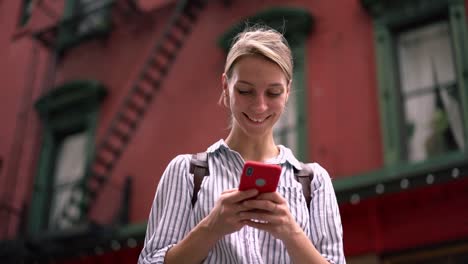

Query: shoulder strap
[189,152,209,207]
[294,162,314,209]
[189,153,314,211]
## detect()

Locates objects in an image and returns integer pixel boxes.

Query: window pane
[49,132,87,229]
[77,0,109,35]
[398,22,456,93]
[274,88,297,154]
[20,0,33,26]
[397,21,465,162]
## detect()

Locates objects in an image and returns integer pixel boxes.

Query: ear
[222,73,228,92]
[285,79,292,102]
[221,73,230,107]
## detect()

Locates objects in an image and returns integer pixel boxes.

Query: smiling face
[223,55,290,140]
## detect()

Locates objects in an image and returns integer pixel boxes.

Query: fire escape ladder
[57,0,208,226]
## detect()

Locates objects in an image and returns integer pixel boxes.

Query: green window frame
[58,0,114,52]
[362,0,468,167]
[19,0,33,26]
[334,0,468,203]
[29,80,106,235]
[218,6,314,161]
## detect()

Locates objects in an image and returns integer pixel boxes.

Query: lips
[244,113,270,123]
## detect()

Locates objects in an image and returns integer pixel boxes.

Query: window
[274,83,298,154]
[331,0,468,201]
[58,0,114,52]
[19,0,33,26]
[48,132,87,230]
[362,0,468,167]
[75,0,112,35]
[218,7,314,160]
[29,80,106,234]
[397,21,464,162]
[273,48,306,158]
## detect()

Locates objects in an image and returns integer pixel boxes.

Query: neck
[225,130,279,162]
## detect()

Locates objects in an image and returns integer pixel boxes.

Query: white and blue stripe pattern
[139,139,345,263]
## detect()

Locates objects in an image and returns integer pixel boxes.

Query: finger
[244,220,270,231]
[256,192,284,203]
[221,188,238,195]
[235,203,252,213]
[242,209,269,214]
[239,211,275,223]
[242,199,277,212]
[225,189,259,203]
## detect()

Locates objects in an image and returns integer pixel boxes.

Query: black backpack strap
[189,152,209,207]
[294,162,314,209]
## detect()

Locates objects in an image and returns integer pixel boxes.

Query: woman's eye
[237,90,251,95]
[267,91,282,97]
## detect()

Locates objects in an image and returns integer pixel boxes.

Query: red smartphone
[238,161,281,193]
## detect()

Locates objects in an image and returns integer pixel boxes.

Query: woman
[139,26,345,264]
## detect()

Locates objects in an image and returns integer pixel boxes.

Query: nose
[252,94,268,113]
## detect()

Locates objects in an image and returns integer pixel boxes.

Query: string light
[350,194,360,204]
[375,183,385,194]
[94,246,103,255]
[400,178,409,189]
[127,238,137,248]
[426,174,435,184]
[111,240,121,251]
[339,166,466,205]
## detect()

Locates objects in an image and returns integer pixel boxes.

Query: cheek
[229,95,244,109]
[272,100,287,111]
[229,98,242,114]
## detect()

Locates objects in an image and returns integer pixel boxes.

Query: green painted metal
[81,110,99,220]
[57,0,114,53]
[28,129,56,233]
[292,44,309,161]
[334,156,468,204]
[35,80,107,115]
[116,222,147,240]
[19,0,33,26]
[334,151,468,192]
[57,0,78,52]
[373,22,402,165]
[362,0,450,18]
[28,80,107,235]
[22,221,149,260]
[449,2,468,151]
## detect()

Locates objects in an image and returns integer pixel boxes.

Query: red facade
[1,0,468,263]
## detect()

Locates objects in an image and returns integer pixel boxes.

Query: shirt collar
[275,145,303,171]
[206,139,303,171]
[206,139,229,153]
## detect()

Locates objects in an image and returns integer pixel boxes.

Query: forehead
[230,55,288,85]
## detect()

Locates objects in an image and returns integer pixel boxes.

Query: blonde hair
[224,25,293,82]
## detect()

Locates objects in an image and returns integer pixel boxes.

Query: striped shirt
[139,139,345,264]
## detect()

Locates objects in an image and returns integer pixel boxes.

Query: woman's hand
[200,188,259,239]
[239,192,303,242]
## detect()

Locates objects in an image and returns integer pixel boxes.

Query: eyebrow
[237,80,285,87]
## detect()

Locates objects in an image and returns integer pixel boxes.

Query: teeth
[244,113,267,123]
[250,117,265,123]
